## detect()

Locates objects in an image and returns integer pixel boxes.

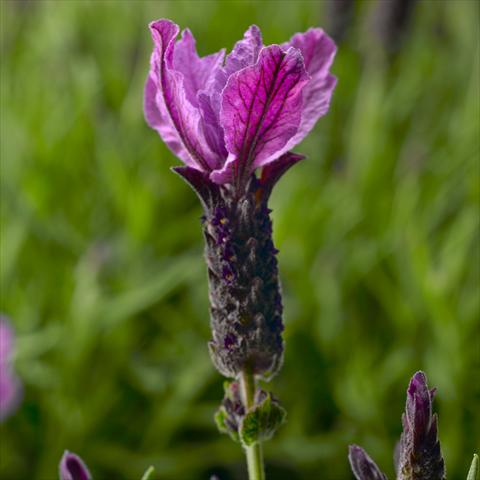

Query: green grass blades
[1,0,478,479]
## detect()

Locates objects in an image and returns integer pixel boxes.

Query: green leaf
[467,454,479,480]
[214,405,240,443]
[140,465,155,480]
[240,392,286,447]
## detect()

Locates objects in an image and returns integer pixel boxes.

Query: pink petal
[210,25,263,107]
[212,45,309,185]
[198,25,263,161]
[282,28,337,150]
[145,19,221,171]
[224,25,263,78]
[173,29,225,108]
[173,28,226,158]
[198,91,228,158]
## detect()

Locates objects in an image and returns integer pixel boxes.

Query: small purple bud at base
[59,451,92,480]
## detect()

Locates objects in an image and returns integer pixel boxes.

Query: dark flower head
[59,451,92,480]
[145,19,336,190]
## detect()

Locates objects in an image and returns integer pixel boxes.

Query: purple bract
[145,20,336,189]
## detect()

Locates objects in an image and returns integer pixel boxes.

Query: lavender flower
[348,371,445,480]
[59,451,92,480]
[144,19,336,189]
[145,20,336,382]
[0,315,21,422]
[145,20,336,475]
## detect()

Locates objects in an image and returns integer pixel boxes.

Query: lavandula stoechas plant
[144,19,336,479]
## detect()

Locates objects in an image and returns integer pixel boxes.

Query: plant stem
[240,369,265,480]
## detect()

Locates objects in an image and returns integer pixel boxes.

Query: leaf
[467,454,479,480]
[214,405,240,443]
[239,391,286,447]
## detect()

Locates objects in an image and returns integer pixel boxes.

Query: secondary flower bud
[348,371,445,480]
[215,380,286,446]
[397,372,446,480]
[348,445,387,480]
[59,451,92,480]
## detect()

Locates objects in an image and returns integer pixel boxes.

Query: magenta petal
[173,29,225,108]
[59,451,92,480]
[282,28,337,150]
[172,29,226,158]
[224,25,263,78]
[284,28,336,78]
[198,91,228,158]
[213,45,310,184]
[145,19,221,172]
[199,25,263,161]
[210,25,263,105]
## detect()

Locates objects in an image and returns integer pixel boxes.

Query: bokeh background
[1,0,479,479]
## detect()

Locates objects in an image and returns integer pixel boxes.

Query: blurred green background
[1,0,478,479]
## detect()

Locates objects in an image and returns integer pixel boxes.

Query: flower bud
[348,445,387,480]
[397,372,445,480]
[215,380,286,446]
[59,451,91,480]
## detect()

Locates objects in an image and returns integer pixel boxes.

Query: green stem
[240,370,265,480]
